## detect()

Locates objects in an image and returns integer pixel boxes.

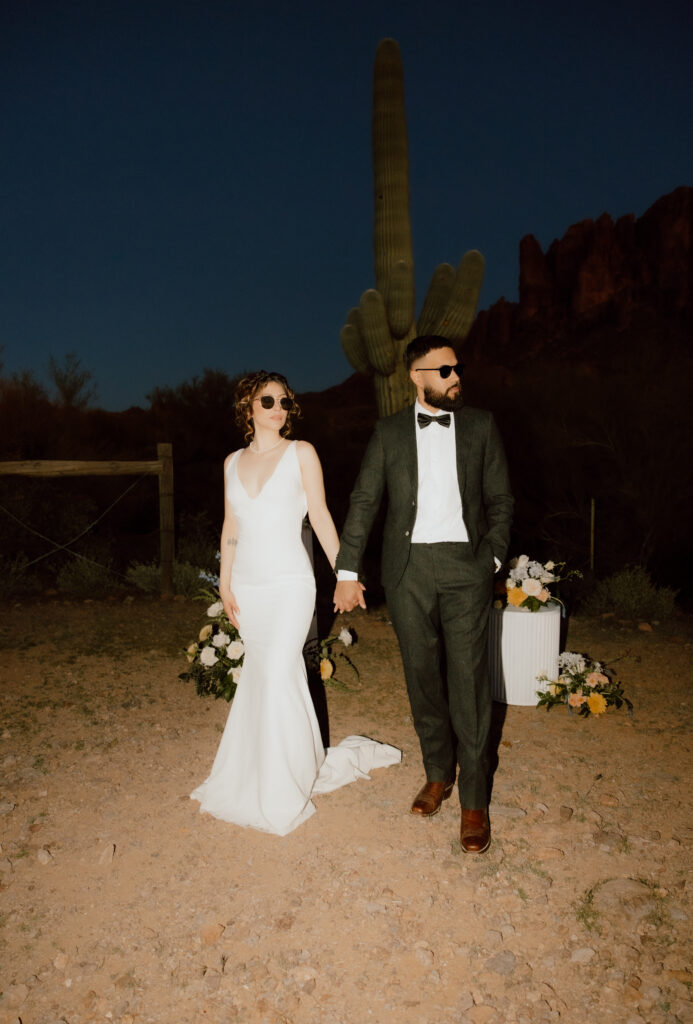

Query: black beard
[423,384,464,412]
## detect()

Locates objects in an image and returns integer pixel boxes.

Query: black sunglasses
[415,363,464,380]
[256,395,293,410]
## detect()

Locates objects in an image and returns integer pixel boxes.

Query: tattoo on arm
[226,537,237,547]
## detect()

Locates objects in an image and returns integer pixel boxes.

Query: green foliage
[56,557,120,598]
[340,39,484,417]
[0,554,41,599]
[176,511,219,572]
[126,560,204,598]
[580,566,677,620]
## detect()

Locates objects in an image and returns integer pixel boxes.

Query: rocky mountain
[464,185,692,368]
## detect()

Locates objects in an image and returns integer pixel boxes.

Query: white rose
[227,640,244,660]
[338,627,353,647]
[521,578,542,597]
[516,554,529,568]
[229,665,242,682]
[199,646,218,667]
[213,631,230,648]
[207,601,224,617]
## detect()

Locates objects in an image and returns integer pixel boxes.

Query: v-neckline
[235,441,293,501]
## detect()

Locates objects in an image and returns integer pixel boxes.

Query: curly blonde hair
[234,371,301,445]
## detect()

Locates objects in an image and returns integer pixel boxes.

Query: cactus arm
[435,250,485,342]
[359,289,397,375]
[340,322,373,376]
[417,263,456,335]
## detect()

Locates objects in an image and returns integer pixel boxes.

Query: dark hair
[234,371,301,445]
[404,335,455,370]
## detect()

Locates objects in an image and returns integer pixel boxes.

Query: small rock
[200,922,225,945]
[415,947,434,966]
[490,804,527,819]
[485,950,518,975]
[638,622,653,632]
[599,793,620,807]
[537,846,565,860]
[37,847,53,865]
[53,952,69,971]
[571,947,596,964]
[0,800,16,815]
[2,982,29,1007]
[203,970,221,991]
[534,802,549,814]
[98,842,116,866]
[559,805,574,821]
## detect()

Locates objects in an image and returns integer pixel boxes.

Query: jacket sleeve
[334,423,387,577]
[481,414,514,564]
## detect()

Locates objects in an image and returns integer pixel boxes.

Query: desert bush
[56,558,121,598]
[126,560,204,598]
[579,566,677,620]
[0,554,42,600]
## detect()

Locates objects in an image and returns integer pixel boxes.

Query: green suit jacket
[335,404,514,589]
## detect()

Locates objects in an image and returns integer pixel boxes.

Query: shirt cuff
[337,570,359,582]
[494,557,501,573]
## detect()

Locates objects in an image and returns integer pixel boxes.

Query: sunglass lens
[279,397,293,411]
[259,396,274,408]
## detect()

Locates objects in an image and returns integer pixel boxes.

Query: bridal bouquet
[180,590,244,701]
[536,651,633,717]
[503,554,581,612]
[304,627,360,691]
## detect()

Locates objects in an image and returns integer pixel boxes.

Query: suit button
[405,531,410,537]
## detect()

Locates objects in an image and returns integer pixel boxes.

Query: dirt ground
[1,598,691,1024]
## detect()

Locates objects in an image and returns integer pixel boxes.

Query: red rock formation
[465,186,693,365]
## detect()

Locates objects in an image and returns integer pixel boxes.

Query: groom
[333,336,513,853]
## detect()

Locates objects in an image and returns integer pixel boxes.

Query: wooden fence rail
[0,443,175,596]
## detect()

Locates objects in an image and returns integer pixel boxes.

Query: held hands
[220,589,240,630]
[333,580,367,614]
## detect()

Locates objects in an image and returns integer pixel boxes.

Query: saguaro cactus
[341,38,485,417]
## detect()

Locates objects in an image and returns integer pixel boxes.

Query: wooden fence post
[157,443,175,597]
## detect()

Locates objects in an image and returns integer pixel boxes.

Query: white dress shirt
[410,400,469,543]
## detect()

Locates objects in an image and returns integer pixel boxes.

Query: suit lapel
[454,408,469,500]
[403,405,418,494]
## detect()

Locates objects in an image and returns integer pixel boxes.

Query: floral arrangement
[304,627,360,691]
[502,554,581,612]
[536,651,633,717]
[179,591,245,701]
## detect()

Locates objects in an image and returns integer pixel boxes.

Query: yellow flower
[199,624,213,641]
[186,642,197,663]
[320,658,334,681]
[587,692,608,715]
[507,586,526,607]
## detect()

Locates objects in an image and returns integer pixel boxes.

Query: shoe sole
[410,782,455,817]
[460,835,491,854]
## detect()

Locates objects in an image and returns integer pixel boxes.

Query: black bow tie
[417,412,451,429]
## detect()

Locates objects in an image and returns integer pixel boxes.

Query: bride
[191,370,400,835]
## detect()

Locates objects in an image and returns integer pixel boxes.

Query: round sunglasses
[255,395,293,410]
[414,363,465,380]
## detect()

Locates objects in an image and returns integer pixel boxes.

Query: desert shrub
[176,511,219,571]
[126,560,204,598]
[0,554,42,600]
[580,566,677,620]
[56,558,121,598]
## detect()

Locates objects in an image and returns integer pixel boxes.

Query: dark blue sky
[2,0,691,410]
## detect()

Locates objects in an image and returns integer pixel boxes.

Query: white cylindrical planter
[489,603,561,706]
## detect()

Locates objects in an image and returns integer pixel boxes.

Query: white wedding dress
[191,441,400,836]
